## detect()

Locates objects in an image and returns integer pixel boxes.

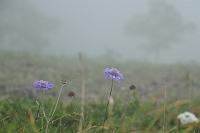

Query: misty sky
[9,0,200,63]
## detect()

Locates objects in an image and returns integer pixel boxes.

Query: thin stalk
[163,76,168,133]
[41,118,44,133]
[45,84,65,133]
[35,99,48,121]
[49,84,65,121]
[79,52,85,132]
[42,91,44,133]
[115,90,133,131]
[35,99,49,133]
[42,90,44,110]
[120,90,132,122]
[102,79,113,133]
[189,74,193,110]
[71,97,87,127]
[45,121,49,133]
[35,105,40,123]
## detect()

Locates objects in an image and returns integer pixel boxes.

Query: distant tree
[125,0,196,60]
[0,0,62,51]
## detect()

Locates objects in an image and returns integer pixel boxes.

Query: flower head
[33,80,53,91]
[177,111,199,125]
[103,68,123,82]
[68,91,75,97]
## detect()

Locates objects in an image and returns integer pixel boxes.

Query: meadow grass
[0,49,200,132]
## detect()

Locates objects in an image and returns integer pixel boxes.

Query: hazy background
[1,0,200,64]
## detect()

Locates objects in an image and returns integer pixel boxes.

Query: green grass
[0,49,200,132]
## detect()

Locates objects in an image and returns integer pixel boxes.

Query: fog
[1,0,200,64]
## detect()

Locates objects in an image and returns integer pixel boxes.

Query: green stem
[102,79,113,133]
[115,90,132,131]
[163,77,168,133]
[42,91,44,133]
[49,84,65,121]
[44,84,65,133]
[71,97,87,127]
[35,99,48,121]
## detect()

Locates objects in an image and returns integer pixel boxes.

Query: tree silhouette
[0,0,62,51]
[125,0,196,60]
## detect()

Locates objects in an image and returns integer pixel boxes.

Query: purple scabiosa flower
[103,68,124,82]
[33,80,53,91]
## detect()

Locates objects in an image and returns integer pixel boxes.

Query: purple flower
[103,68,124,82]
[33,80,53,91]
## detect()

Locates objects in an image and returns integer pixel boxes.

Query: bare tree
[125,0,196,61]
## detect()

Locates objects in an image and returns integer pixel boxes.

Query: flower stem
[102,79,113,133]
[42,91,44,133]
[71,97,87,127]
[44,84,65,133]
[34,99,48,121]
[115,90,132,131]
[163,77,168,133]
[49,84,65,121]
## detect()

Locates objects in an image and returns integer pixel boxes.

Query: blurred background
[1,0,200,64]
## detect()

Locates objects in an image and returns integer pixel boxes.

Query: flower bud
[129,85,136,90]
[60,80,67,84]
[68,91,75,97]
